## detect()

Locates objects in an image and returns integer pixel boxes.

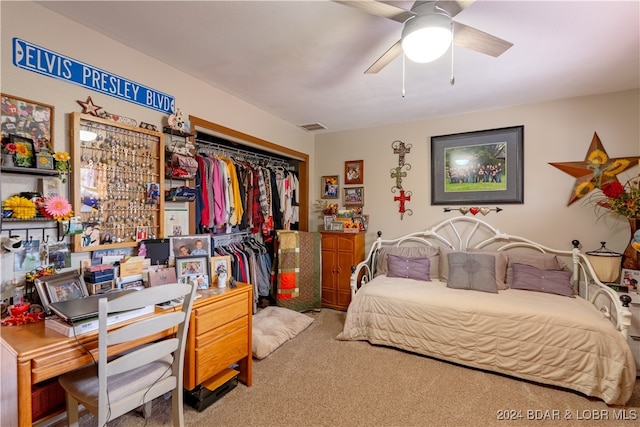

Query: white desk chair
[58,283,197,426]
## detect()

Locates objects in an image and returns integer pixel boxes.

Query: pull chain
[402,52,406,98]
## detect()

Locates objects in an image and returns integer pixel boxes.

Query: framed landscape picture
[431,126,524,205]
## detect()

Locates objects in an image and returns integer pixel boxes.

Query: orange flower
[15,143,29,157]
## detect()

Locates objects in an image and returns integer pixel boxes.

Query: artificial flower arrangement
[2,140,33,167]
[2,195,37,219]
[37,195,74,222]
[2,141,17,155]
[3,195,73,222]
[53,151,71,182]
[597,178,639,220]
[578,148,638,220]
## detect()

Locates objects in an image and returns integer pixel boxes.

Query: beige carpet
[73,309,639,426]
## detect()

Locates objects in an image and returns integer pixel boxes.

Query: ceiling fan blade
[453,21,513,57]
[333,0,414,23]
[365,40,403,74]
[436,0,475,18]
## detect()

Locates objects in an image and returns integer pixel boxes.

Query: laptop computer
[48,289,134,323]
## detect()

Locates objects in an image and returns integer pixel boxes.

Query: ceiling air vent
[298,122,327,132]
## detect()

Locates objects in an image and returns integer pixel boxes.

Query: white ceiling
[37,0,640,133]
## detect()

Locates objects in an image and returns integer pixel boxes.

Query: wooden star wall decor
[549,132,639,206]
[77,96,102,116]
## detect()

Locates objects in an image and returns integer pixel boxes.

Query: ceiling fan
[334,0,513,74]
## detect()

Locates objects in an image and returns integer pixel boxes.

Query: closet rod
[195,139,292,168]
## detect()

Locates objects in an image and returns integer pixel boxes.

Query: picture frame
[175,255,210,288]
[431,125,524,205]
[164,208,189,237]
[211,255,232,285]
[344,186,364,207]
[329,221,344,232]
[620,268,639,293]
[35,270,89,314]
[344,160,364,185]
[321,175,339,199]
[8,134,35,168]
[1,94,54,153]
[323,215,335,231]
[169,235,211,257]
[353,214,369,232]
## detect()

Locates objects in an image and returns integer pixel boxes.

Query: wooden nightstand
[320,232,365,311]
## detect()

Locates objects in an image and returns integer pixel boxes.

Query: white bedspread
[337,276,637,405]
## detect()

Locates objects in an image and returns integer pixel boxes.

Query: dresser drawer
[194,293,247,333]
[195,317,248,384]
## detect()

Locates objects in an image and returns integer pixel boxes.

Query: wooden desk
[1,283,253,427]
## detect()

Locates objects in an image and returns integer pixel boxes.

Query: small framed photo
[621,268,639,293]
[211,255,231,285]
[321,175,339,199]
[344,187,364,207]
[323,215,335,231]
[146,182,160,205]
[35,270,88,313]
[176,255,209,284]
[9,134,35,168]
[169,235,211,257]
[353,214,369,231]
[330,221,344,232]
[344,160,363,185]
[190,274,210,290]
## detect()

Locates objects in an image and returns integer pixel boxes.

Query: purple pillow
[511,263,574,297]
[387,254,431,281]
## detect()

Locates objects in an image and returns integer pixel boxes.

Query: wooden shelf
[1,166,59,176]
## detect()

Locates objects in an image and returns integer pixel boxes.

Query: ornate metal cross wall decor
[391,166,409,191]
[394,190,413,219]
[390,140,413,219]
[393,140,412,166]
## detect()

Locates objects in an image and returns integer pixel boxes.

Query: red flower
[601,181,624,199]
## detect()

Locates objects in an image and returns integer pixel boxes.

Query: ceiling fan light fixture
[401,12,452,63]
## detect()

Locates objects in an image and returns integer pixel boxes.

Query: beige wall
[0,1,313,286]
[315,90,640,254]
[1,1,638,287]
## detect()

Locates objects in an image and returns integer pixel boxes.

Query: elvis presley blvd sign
[12,38,175,114]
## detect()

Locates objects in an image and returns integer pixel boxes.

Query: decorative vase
[622,218,640,270]
[2,153,15,167]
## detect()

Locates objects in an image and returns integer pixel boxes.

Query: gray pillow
[446,252,498,293]
[376,246,439,278]
[510,263,574,297]
[467,248,509,290]
[439,247,508,290]
[387,254,431,281]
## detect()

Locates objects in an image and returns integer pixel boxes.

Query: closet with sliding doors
[181,116,310,307]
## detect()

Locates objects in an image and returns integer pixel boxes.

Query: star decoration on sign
[549,132,639,206]
[77,96,102,116]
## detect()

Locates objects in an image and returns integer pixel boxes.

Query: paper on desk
[120,260,143,278]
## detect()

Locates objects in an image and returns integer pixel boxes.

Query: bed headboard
[350,216,632,338]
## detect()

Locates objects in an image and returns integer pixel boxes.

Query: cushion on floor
[252,306,314,359]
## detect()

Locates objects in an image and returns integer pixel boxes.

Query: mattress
[337,275,637,405]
